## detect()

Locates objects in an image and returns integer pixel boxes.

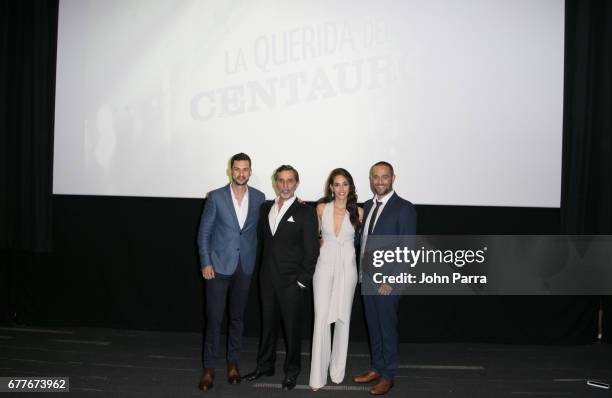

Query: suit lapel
[224,184,241,230]
[372,193,398,234]
[361,199,373,239]
[274,199,299,236]
[244,187,256,229]
[263,200,274,237]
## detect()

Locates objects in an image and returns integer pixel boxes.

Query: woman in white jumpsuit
[309,168,362,390]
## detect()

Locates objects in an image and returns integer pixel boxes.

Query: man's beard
[232,177,248,186]
[372,184,392,196]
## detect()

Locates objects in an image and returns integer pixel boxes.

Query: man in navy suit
[196,153,266,391]
[353,161,417,395]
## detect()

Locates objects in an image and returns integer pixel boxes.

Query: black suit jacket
[257,199,320,288]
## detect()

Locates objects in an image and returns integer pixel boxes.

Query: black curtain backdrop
[0,0,58,323]
[1,0,611,344]
[560,0,612,343]
[0,0,57,252]
[561,0,612,234]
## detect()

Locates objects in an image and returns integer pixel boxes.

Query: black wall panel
[13,194,591,344]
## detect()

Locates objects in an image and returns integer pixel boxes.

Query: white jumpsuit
[309,202,358,388]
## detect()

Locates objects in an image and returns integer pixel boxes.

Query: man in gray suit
[197,153,266,391]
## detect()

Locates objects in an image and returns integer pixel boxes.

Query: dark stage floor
[0,326,610,397]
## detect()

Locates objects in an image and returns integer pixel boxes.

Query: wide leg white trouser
[309,243,356,389]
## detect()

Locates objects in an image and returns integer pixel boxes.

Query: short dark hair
[230,153,251,168]
[274,165,299,182]
[371,161,394,176]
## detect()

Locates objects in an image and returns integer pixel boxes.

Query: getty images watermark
[361,235,612,295]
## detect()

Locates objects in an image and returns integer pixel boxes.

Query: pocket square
[287,216,295,222]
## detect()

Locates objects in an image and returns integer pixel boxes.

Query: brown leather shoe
[353,370,381,383]
[198,368,215,391]
[227,363,241,384]
[369,378,394,395]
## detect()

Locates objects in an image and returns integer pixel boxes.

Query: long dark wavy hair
[317,168,360,230]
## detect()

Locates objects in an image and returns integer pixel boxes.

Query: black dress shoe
[282,376,297,391]
[244,368,275,381]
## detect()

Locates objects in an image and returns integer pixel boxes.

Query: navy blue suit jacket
[197,184,266,275]
[361,192,417,286]
[362,192,417,236]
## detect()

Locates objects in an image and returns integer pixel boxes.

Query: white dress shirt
[230,184,249,230]
[268,195,296,235]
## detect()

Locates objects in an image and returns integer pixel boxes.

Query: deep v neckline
[331,203,346,239]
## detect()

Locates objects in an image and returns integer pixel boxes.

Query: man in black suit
[245,165,319,390]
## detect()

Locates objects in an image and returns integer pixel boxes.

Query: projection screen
[54,0,565,206]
